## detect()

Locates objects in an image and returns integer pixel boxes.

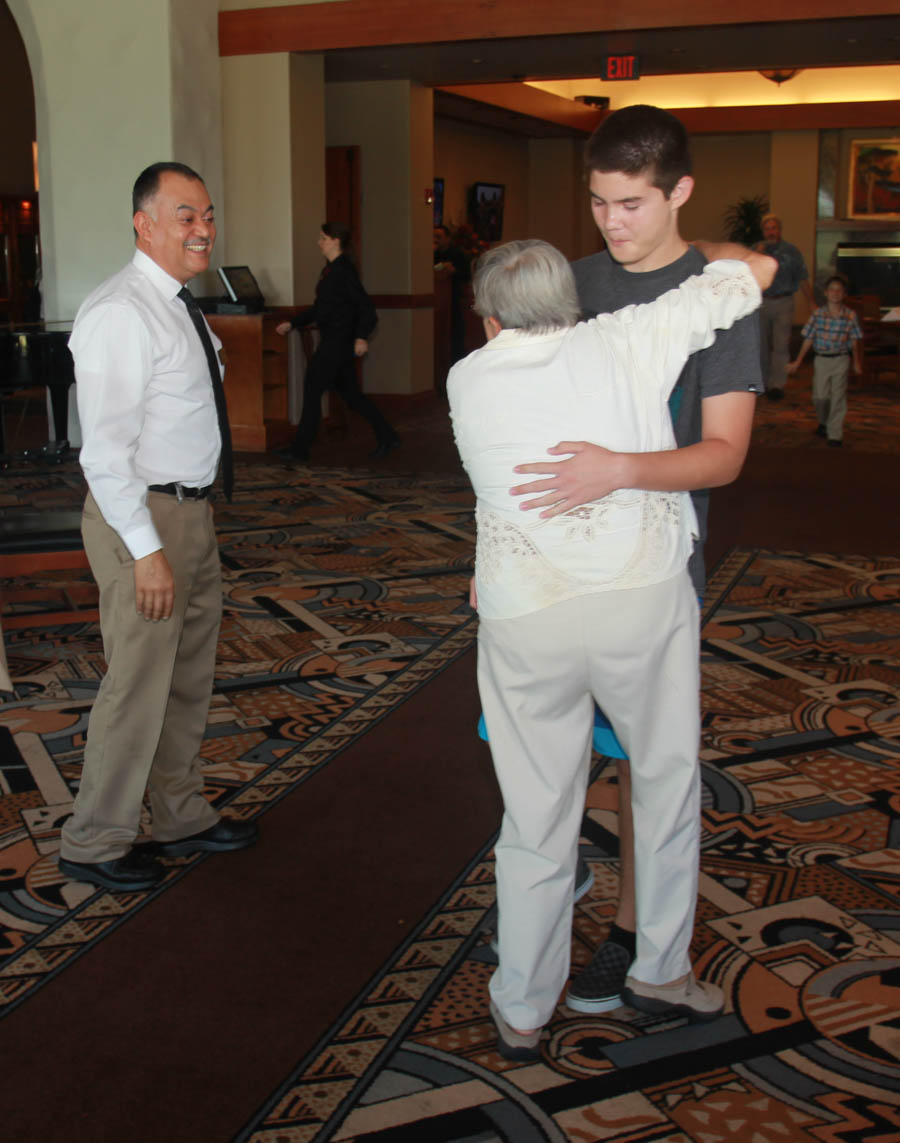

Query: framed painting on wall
[848,139,900,220]
[469,182,504,242]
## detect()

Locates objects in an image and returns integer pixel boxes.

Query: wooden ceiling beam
[437,84,900,136]
[436,84,603,134]
[672,100,900,133]
[219,1,900,57]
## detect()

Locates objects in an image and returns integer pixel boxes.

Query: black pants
[292,338,396,456]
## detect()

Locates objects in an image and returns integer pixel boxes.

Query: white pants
[479,573,701,1030]
[812,354,850,441]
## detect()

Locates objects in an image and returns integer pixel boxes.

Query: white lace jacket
[448,260,760,619]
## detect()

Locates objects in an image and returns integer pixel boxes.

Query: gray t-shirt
[572,246,762,590]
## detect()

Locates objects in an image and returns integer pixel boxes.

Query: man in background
[434,224,471,365]
[758,212,814,400]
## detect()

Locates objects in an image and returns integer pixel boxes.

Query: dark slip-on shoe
[58,848,164,892]
[150,817,259,858]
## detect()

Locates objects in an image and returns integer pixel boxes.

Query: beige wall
[527,138,590,260]
[221,53,294,304]
[678,133,772,244]
[326,79,433,394]
[289,54,327,303]
[9,0,222,320]
[434,118,529,241]
[221,51,326,306]
[170,0,225,280]
[769,131,819,319]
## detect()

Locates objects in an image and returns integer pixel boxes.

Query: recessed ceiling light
[669,47,686,54]
[471,58,484,64]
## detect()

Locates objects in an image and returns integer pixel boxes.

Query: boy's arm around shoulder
[508,258,762,517]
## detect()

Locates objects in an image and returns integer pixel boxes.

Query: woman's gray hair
[473,239,580,333]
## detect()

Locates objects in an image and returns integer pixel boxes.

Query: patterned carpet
[0,460,477,1013]
[234,547,900,1143]
[2,450,900,1141]
[751,369,899,453]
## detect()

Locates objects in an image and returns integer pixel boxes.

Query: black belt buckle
[149,482,210,500]
[174,481,210,501]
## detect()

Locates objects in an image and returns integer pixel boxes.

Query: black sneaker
[566,940,631,1014]
[814,424,827,437]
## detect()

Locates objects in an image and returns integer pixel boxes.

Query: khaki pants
[760,295,795,391]
[812,354,850,442]
[60,491,222,863]
[478,574,701,1030]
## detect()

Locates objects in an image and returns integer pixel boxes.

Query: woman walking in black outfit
[277,222,400,461]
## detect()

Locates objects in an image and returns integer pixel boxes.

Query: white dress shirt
[448,260,761,619]
[71,249,223,560]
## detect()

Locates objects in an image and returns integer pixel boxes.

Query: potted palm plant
[722,194,769,246]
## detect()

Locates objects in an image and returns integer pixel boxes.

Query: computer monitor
[217,265,265,307]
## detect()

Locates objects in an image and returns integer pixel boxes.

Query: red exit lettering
[603,54,640,81]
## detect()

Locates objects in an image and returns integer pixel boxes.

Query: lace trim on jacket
[476,490,686,596]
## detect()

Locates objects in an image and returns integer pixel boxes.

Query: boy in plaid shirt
[787,276,862,446]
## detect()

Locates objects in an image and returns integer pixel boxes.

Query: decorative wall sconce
[758,68,801,85]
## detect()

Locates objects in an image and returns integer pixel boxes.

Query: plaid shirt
[801,305,862,354]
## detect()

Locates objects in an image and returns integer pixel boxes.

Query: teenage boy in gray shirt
[510,104,762,1020]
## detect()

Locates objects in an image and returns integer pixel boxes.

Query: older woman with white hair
[448,239,774,1059]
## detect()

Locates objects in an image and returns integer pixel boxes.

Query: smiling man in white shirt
[58,162,257,893]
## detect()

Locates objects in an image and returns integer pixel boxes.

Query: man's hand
[469,576,478,610]
[786,360,800,376]
[134,549,175,621]
[275,321,292,336]
[510,392,755,517]
[354,338,369,357]
[510,442,629,518]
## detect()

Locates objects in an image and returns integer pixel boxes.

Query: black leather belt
[765,292,794,299]
[148,482,212,500]
[817,351,848,357]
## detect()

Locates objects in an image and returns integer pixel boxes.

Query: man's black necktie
[178,286,234,501]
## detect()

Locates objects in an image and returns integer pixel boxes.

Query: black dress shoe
[274,447,309,462]
[58,848,164,892]
[150,817,259,858]
[369,438,401,460]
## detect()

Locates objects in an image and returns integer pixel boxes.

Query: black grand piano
[0,327,75,459]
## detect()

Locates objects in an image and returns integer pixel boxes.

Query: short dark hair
[825,274,847,291]
[132,162,204,216]
[434,225,451,239]
[585,105,691,197]
[322,221,353,256]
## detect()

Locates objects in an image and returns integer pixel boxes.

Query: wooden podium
[206,311,294,452]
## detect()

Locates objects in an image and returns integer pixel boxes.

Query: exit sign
[602,54,640,81]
